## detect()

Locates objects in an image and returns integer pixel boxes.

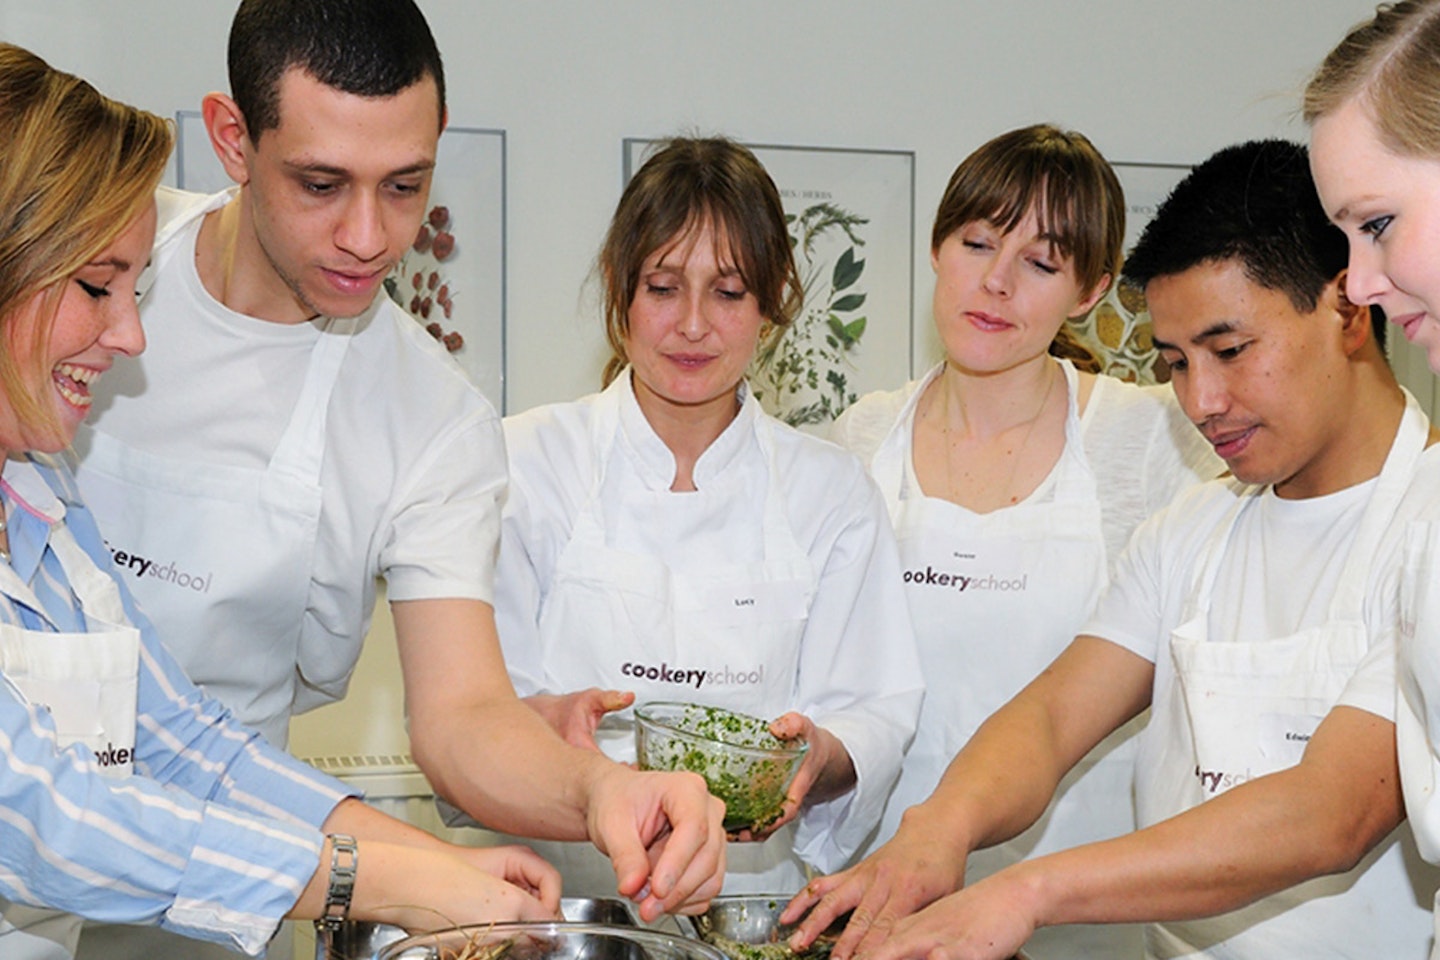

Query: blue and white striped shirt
[0,454,356,954]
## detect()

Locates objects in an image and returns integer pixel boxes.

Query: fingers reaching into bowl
[586,762,727,922]
[780,826,965,960]
[452,844,563,916]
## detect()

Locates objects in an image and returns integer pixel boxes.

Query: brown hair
[1304,1,1440,157]
[0,44,171,435]
[932,124,1125,373]
[599,137,803,387]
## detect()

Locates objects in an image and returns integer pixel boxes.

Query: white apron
[73,198,353,749]
[0,481,141,960]
[869,360,1142,960]
[518,380,818,896]
[1137,393,1434,959]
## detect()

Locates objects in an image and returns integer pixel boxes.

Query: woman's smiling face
[0,202,154,457]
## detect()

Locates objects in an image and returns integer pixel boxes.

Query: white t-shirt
[1086,477,1395,722]
[832,370,1220,571]
[77,187,506,708]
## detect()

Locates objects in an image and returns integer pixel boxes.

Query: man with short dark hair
[785,139,1440,959]
[72,2,723,957]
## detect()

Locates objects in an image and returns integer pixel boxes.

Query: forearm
[411,683,614,840]
[807,734,857,804]
[906,691,1081,860]
[286,834,548,928]
[915,637,1154,859]
[1016,765,1396,928]
[1013,710,1404,929]
[320,797,458,853]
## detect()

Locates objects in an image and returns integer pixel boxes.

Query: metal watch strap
[322,833,358,930]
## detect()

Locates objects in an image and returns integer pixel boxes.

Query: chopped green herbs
[700,931,834,960]
[635,704,806,831]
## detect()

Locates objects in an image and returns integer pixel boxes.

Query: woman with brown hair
[493,136,923,894]
[0,43,557,959]
[803,124,1220,960]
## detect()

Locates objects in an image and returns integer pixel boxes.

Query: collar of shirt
[615,372,759,491]
[0,456,73,629]
[2,457,67,581]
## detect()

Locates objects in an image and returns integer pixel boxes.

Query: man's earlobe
[201,92,252,187]
[1331,270,1373,354]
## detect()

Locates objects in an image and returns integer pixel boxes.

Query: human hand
[585,763,726,922]
[732,712,852,841]
[640,827,725,916]
[863,873,1037,960]
[349,841,560,932]
[780,819,965,960]
[525,689,635,750]
[451,844,562,915]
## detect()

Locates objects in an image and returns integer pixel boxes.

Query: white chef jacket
[72,187,507,736]
[833,362,1217,960]
[493,371,923,889]
[1086,398,1440,959]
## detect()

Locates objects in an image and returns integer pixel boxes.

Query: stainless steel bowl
[317,920,411,960]
[688,897,1028,960]
[317,899,641,960]
[558,898,641,926]
[685,895,838,959]
[377,921,728,960]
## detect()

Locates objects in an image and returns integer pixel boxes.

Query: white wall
[0,0,1383,414]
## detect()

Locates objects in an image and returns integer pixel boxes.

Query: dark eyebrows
[282,159,435,179]
[1152,320,1241,353]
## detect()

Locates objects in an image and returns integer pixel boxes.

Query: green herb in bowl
[634,702,808,832]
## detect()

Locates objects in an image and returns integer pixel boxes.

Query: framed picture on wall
[624,138,915,432]
[176,112,509,412]
[1071,161,1193,384]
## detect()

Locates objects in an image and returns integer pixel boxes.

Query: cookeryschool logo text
[619,661,765,690]
[107,544,213,594]
[901,565,1029,593]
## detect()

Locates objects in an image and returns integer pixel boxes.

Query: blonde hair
[598,137,803,388]
[0,44,171,434]
[932,125,1124,373]
[1304,1,1440,156]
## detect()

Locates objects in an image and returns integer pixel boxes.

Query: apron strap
[877,364,941,502]
[146,188,234,293]
[268,315,357,484]
[1324,387,1429,619]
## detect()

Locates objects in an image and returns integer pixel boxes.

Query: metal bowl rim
[377,920,731,960]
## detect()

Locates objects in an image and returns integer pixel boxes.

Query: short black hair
[1122,140,1349,316]
[228,0,445,141]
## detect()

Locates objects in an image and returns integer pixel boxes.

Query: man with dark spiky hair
[787,140,1440,960]
[72,3,724,958]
